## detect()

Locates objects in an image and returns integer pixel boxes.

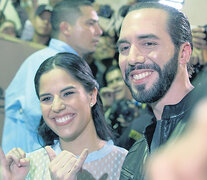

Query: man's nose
[95,24,103,36]
[128,44,145,65]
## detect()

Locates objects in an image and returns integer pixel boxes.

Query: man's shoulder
[24,47,57,64]
[17,47,58,73]
[120,137,148,180]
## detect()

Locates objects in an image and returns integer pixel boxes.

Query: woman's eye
[63,91,74,97]
[40,96,51,102]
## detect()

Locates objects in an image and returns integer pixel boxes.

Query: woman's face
[38,67,97,142]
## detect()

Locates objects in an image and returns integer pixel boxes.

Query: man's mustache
[125,63,161,79]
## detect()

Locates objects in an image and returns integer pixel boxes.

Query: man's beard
[124,50,179,103]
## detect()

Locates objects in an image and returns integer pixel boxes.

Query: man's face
[34,11,52,37]
[69,6,103,57]
[106,68,129,101]
[118,8,178,103]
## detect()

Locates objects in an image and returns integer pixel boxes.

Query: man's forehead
[124,8,167,23]
[79,5,99,20]
[119,8,168,37]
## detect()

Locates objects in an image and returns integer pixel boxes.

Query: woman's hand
[0,147,30,180]
[45,146,88,180]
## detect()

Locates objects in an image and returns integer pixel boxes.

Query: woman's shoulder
[107,140,128,154]
[108,141,128,160]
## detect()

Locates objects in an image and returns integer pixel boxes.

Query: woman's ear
[178,42,192,65]
[59,21,71,36]
[90,87,98,106]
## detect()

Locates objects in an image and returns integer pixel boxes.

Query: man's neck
[33,33,50,45]
[151,78,194,120]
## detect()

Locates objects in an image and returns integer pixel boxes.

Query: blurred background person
[11,0,29,37]
[21,4,53,45]
[101,65,144,149]
[0,19,17,37]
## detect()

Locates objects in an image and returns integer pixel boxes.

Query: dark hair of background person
[127,2,194,76]
[50,0,92,38]
[34,52,113,146]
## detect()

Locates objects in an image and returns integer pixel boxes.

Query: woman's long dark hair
[34,52,112,146]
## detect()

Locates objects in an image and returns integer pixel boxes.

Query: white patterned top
[26,140,128,180]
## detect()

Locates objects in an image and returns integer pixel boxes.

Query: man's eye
[144,42,158,46]
[118,45,129,53]
[87,21,95,26]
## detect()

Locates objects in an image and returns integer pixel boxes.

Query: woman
[3,52,127,180]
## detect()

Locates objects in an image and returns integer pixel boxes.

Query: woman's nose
[51,96,65,113]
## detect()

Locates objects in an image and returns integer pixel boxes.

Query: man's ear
[59,21,71,36]
[178,42,192,65]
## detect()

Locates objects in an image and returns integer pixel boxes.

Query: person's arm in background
[190,26,207,66]
[2,53,43,153]
[192,26,207,50]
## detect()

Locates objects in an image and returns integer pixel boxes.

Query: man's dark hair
[51,0,92,38]
[127,2,193,75]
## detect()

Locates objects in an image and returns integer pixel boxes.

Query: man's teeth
[55,115,73,123]
[133,72,151,80]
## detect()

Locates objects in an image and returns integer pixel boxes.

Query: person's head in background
[93,33,116,61]
[118,2,193,105]
[51,0,103,58]
[34,52,111,146]
[32,4,53,45]
[0,19,17,37]
[104,65,132,101]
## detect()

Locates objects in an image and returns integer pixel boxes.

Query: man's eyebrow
[87,19,98,23]
[116,34,159,46]
[116,39,129,48]
[137,34,160,40]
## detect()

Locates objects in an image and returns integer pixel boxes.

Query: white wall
[182,0,207,26]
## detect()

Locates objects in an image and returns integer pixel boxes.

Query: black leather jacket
[119,92,193,180]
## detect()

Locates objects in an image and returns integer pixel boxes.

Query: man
[21,4,53,45]
[32,4,53,45]
[104,65,132,101]
[2,0,102,153]
[117,2,195,179]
